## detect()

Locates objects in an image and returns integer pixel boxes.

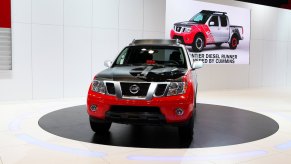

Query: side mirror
[209,21,215,26]
[192,61,203,70]
[104,60,112,68]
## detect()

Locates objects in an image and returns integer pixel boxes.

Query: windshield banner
[166,0,250,64]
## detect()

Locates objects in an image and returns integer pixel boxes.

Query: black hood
[174,21,200,27]
[96,65,187,82]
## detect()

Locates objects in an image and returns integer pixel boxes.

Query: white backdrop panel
[64,27,92,98]
[64,0,92,27]
[287,43,291,87]
[92,28,119,78]
[93,0,119,28]
[11,0,31,23]
[274,42,288,87]
[32,25,63,99]
[32,0,63,25]
[119,0,143,30]
[249,40,263,88]
[276,11,290,42]
[262,41,276,87]
[144,0,165,32]
[143,31,165,39]
[250,5,264,40]
[198,65,249,90]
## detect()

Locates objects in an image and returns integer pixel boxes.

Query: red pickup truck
[170,10,244,52]
[87,39,203,139]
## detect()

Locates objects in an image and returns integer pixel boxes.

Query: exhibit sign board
[166,0,250,64]
[0,0,12,70]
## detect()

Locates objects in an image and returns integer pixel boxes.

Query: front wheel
[229,35,238,49]
[90,119,111,134]
[192,35,204,52]
[178,111,195,140]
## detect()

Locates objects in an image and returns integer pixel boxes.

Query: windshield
[113,46,187,68]
[189,12,210,24]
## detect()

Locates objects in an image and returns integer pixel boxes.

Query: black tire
[178,111,195,140]
[229,35,238,49]
[194,84,198,108]
[215,43,222,47]
[192,34,204,52]
[90,119,111,134]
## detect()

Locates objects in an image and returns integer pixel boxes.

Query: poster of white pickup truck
[166,0,250,64]
[171,10,244,52]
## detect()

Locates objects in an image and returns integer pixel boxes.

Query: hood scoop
[129,65,185,82]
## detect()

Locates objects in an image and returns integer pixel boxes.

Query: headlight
[91,80,106,94]
[167,82,187,96]
[184,27,191,33]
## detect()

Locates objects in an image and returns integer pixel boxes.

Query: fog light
[90,105,97,112]
[175,108,184,116]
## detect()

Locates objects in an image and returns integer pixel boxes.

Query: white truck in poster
[170,10,244,52]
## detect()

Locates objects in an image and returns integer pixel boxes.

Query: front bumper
[90,111,166,126]
[87,91,194,124]
[170,29,195,45]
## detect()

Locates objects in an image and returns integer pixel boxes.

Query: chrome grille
[120,82,150,97]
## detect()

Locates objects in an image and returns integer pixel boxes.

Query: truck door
[219,15,230,42]
[208,16,219,43]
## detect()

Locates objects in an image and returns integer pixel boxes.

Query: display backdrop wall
[0,0,165,101]
[1,0,291,101]
[166,0,250,64]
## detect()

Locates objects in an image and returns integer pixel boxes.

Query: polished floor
[1,88,291,163]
